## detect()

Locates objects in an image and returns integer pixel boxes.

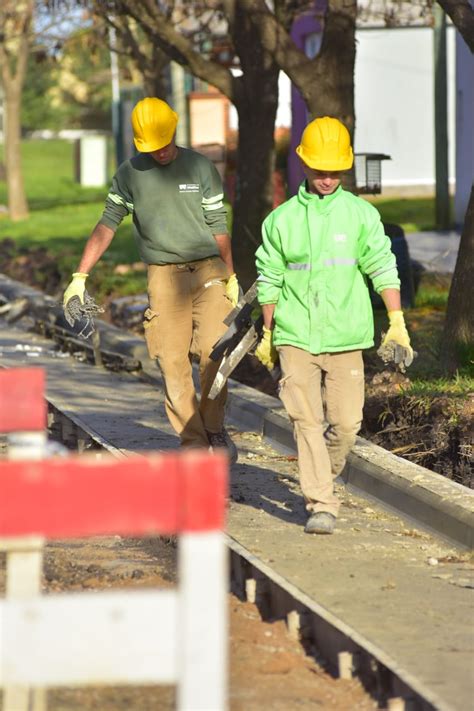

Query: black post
[434,5,451,230]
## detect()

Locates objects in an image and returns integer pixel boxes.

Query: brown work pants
[143,257,232,448]
[278,346,365,517]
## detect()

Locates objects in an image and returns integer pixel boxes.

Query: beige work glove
[63,272,88,307]
[225,273,240,307]
[377,310,414,371]
[255,326,278,371]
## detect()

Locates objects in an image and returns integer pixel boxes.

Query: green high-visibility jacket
[255,183,400,354]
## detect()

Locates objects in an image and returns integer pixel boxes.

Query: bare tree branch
[437,0,474,51]
[108,0,238,98]
[238,0,315,80]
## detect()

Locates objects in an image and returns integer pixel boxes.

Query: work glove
[377,310,415,372]
[63,272,88,308]
[255,326,278,371]
[62,272,104,334]
[225,273,240,307]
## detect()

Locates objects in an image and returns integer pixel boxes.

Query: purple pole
[288,4,324,196]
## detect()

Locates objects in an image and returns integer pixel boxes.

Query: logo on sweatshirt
[334,233,347,242]
[179,183,200,193]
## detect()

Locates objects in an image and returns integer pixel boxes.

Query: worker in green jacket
[255,116,413,534]
[63,97,239,461]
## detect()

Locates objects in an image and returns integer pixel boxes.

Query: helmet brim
[296,144,354,171]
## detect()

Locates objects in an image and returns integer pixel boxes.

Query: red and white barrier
[1,367,49,711]
[0,367,47,460]
[0,368,229,711]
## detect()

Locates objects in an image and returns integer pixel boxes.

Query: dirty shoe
[304,512,336,535]
[206,428,238,465]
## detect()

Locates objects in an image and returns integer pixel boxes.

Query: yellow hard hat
[131,97,179,152]
[296,116,353,171]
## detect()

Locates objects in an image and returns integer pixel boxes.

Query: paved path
[405,230,460,273]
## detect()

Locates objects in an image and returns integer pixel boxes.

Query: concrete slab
[227,433,474,711]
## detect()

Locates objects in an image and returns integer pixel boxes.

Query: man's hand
[255,326,278,371]
[63,272,89,326]
[63,272,89,307]
[225,273,240,307]
[377,310,414,371]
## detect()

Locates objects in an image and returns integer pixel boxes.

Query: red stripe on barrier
[0,452,227,537]
[180,452,228,532]
[0,367,47,433]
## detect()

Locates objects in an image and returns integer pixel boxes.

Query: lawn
[0,139,142,297]
[367,195,444,234]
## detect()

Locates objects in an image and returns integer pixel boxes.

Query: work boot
[206,428,238,465]
[304,512,336,535]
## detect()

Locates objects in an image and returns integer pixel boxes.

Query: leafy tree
[21,50,61,131]
[91,9,170,99]
[0,0,83,219]
[51,28,113,130]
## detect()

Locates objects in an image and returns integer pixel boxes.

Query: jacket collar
[297,182,343,212]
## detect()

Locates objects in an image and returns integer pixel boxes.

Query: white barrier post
[0,449,228,710]
[178,456,228,710]
[0,368,47,711]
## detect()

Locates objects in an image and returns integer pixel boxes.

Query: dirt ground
[0,536,375,711]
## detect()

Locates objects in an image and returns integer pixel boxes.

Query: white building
[227,12,473,225]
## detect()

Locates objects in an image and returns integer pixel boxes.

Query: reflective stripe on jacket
[255,183,400,354]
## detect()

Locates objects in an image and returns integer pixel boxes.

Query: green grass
[413,273,452,309]
[366,195,454,233]
[0,139,139,294]
[403,375,473,398]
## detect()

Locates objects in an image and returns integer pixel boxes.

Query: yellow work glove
[378,310,414,371]
[63,272,89,307]
[225,273,240,307]
[255,326,278,371]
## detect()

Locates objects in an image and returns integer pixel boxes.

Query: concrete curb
[224,377,474,550]
[1,274,473,549]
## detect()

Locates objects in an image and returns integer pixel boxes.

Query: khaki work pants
[278,346,365,517]
[144,257,232,448]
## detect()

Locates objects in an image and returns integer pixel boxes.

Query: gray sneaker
[206,428,238,465]
[304,512,336,535]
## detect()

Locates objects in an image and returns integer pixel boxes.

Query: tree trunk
[297,0,357,191]
[440,186,474,374]
[230,3,281,289]
[4,85,29,220]
[232,89,279,289]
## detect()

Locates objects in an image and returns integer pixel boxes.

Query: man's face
[149,137,177,165]
[301,164,342,196]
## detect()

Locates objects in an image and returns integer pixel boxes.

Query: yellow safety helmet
[131,97,179,153]
[296,116,353,171]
